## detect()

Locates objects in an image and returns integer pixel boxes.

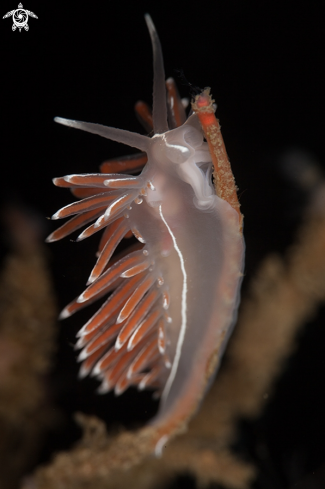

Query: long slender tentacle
[144,14,168,134]
[54,117,150,152]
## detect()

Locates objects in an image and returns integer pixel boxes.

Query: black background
[1,1,325,487]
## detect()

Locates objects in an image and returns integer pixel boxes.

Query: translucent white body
[50,14,245,452]
[132,124,244,430]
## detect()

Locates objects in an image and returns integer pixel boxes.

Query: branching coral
[0,207,58,489]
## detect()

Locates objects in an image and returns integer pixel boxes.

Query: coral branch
[192,88,243,230]
[0,207,58,489]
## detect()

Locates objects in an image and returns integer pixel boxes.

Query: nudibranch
[48,15,244,454]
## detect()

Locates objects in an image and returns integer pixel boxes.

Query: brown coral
[0,207,58,489]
